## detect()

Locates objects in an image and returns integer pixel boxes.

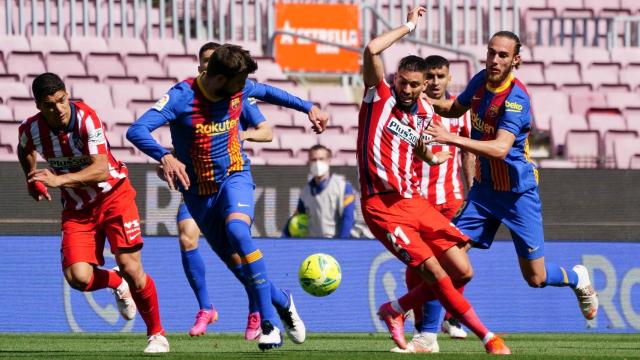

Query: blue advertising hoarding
[0,236,638,333]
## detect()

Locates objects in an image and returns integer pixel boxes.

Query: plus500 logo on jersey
[386,118,419,147]
[195,118,239,136]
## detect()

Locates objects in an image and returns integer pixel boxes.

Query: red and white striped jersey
[416,94,471,205]
[357,79,434,199]
[18,101,128,210]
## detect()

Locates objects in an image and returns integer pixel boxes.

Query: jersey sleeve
[457,69,486,107]
[459,110,472,138]
[363,78,392,104]
[18,121,35,153]
[244,80,312,113]
[240,97,265,130]
[82,107,109,156]
[498,90,531,136]
[127,83,186,161]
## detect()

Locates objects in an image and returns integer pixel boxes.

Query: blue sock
[229,264,260,313]
[226,219,282,327]
[418,300,441,333]
[544,262,578,288]
[180,248,211,310]
[271,285,290,310]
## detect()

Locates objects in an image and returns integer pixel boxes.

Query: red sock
[444,285,465,320]
[404,267,424,322]
[131,275,164,336]
[85,269,123,291]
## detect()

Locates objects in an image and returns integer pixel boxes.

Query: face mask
[309,160,330,178]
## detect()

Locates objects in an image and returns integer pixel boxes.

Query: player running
[393,55,475,353]
[358,7,509,354]
[426,31,598,321]
[127,44,328,350]
[161,41,269,340]
[17,73,169,353]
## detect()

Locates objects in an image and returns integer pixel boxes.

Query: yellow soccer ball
[288,213,309,237]
[298,253,342,297]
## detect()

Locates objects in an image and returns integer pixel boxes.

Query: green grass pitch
[1,333,639,359]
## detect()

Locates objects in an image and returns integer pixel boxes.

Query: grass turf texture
[1,333,638,359]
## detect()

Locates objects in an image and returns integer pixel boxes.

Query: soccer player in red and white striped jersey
[402,56,476,350]
[359,7,509,355]
[17,73,168,353]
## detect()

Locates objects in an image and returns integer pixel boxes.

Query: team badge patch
[152,94,170,111]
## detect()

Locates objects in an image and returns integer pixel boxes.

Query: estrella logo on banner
[274,3,361,73]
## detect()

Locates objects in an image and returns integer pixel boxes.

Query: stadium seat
[124,53,165,81]
[602,130,638,168]
[165,54,198,81]
[146,37,186,59]
[86,52,127,80]
[537,158,579,169]
[619,64,640,88]
[620,0,640,13]
[104,75,138,86]
[29,35,69,54]
[0,82,30,103]
[0,104,14,122]
[572,47,611,67]
[581,63,620,88]
[46,52,87,78]
[565,130,600,168]
[630,154,640,169]
[72,83,113,109]
[599,83,631,93]
[382,42,422,75]
[545,62,582,87]
[260,149,303,165]
[328,104,360,132]
[68,36,109,59]
[609,47,640,67]
[318,134,356,155]
[606,92,640,111]
[587,110,626,136]
[279,133,319,157]
[96,107,135,132]
[6,51,46,80]
[0,35,31,53]
[243,137,281,156]
[549,113,588,155]
[613,136,640,168]
[129,99,157,119]
[334,149,357,166]
[111,83,151,108]
[110,146,144,163]
[569,91,607,115]
[145,76,179,91]
[106,36,147,57]
[308,85,354,107]
[259,106,294,127]
[531,46,572,64]
[266,81,309,101]
[515,62,545,84]
[530,90,570,132]
[253,58,288,83]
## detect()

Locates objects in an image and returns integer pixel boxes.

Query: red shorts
[60,179,143,268]
[432,198,464,221]
[362,192,468,267]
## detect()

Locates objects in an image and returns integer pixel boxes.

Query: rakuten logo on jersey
[195,118,239,136]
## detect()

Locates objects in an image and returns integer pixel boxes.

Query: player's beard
[487,63,513,85]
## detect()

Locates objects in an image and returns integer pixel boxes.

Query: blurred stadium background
[0,0,638,337]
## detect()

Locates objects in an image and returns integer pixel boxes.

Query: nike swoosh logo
[472,96,481,100]
[238,203,250,207]
[527,246,540,253]
[129,233,141,241]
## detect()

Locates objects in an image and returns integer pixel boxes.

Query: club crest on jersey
[87,128,106,146]
[386,118,418,147]
[488,104,500,118]
[152,94,170,111]
[231,97,241,111]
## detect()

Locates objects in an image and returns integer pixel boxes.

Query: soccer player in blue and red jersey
[427,31,599,321]
[127,44,328,350]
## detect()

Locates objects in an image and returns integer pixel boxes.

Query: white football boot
[257,320,284,350]
[441,318,468,339]
[144,333,170,353]
[276,290,306,344]
[572,265,599,320]
[112,267,137,321]
[390,332,440,353]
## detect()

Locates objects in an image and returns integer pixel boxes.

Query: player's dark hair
[206,44,258,78]
[397,55,428,76]
[198,41,221,60]
[32,72,66,102]
[491,31,522,69]
[424,55,450,70]
[309,144,332,157]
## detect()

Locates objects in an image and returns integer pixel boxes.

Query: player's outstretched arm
[241,121,273,142]
[430,97,469,118]
[29,154,109,189]
[426,122,515,160]
[363,6,426,87]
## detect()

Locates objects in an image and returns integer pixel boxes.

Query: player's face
[393,70,427,109]
[486,36,519,85]
[425,66,451,100]
[198,49,214,73]
[36,90,71,129]
[215,72,248,97]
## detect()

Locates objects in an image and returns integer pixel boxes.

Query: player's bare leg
[518,257,598,320]
[63,262,135,320]
[117,249,169,353]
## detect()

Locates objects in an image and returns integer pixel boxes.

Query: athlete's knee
[64,266,93,290]
[524,274,546,288]
[178,232,199,251]
[416,258,447,283]
[454,265,474,286]
[116,252,145,285]
[225,218,251,242]
[225,253,243,267]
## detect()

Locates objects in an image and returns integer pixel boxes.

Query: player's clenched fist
[160,153,190,191]
[27,179,52,202]
[407,6,426,24]
[308,105,329,134]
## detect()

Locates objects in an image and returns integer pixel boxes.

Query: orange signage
[274,3,361,73]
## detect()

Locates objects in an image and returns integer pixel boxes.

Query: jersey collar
[486,72,514,93]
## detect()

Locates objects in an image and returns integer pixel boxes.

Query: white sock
[482,332,495,345]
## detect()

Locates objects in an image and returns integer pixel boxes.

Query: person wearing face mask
[283,144,355,238]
